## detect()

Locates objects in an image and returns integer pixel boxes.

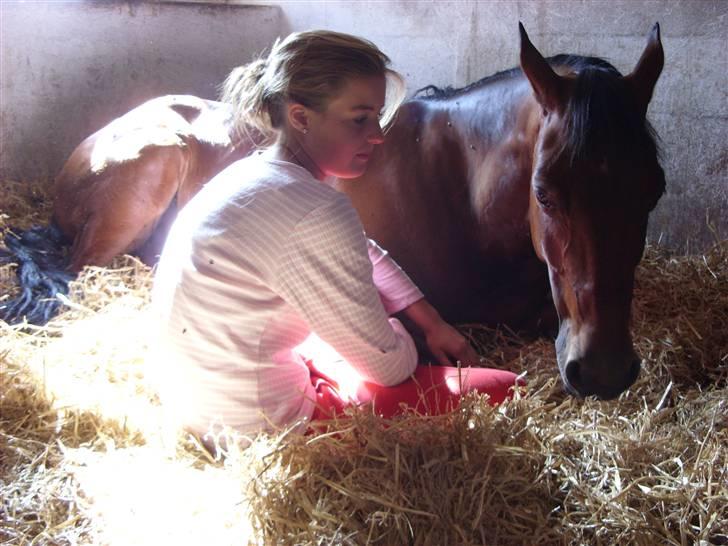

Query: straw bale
[1,182,726,545]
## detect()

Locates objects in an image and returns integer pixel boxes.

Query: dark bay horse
[1,24,665,399]
[340,23,665,398]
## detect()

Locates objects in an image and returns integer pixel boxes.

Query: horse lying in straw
[1,24,665,400]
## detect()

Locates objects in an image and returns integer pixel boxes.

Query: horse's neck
[447,79,540,255]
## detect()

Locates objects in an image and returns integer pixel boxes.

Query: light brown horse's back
[53,95,252,270]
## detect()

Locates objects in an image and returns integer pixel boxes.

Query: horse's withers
[521,23,666,398]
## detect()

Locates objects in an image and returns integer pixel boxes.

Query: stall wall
[1,2,282,179]
[1,1,726,252]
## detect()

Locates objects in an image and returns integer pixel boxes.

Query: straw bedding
[1,179,726,545]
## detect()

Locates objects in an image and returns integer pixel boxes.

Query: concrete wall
[1,0,726,253]
[1,1,283,179]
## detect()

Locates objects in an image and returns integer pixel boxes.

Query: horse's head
[519,23,666,399]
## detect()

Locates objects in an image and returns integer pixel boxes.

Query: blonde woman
[153,30,520,448]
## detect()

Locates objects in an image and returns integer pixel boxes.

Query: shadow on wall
[0,1,285,180]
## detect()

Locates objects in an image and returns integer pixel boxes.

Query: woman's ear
[286,103,310,134]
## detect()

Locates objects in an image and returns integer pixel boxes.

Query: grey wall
[1,1,283,179]
[1,0,726,253]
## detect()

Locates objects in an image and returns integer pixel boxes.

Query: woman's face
[304,75,387,179]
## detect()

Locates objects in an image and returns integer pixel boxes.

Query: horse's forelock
[562,65,661,166]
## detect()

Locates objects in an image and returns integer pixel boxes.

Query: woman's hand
[402,298,480,366]
[423,320,480,366]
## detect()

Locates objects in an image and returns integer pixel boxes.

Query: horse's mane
[413,55,612,100]
[415,54,661,163]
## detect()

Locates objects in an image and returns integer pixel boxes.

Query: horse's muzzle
[562,354,641,400]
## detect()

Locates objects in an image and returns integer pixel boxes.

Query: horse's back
[56,95,233,188]
[53,95,241,269]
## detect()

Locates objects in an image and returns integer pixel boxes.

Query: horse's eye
[534,187,554,210]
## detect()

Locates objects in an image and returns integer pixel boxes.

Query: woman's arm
[401,298,480,366]
[275,195,418,386]
[366,238,479,367]
[366,238,423,314]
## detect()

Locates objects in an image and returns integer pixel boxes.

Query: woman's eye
[353,116,367,125]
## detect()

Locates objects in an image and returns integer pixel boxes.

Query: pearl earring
[303,128,308,135]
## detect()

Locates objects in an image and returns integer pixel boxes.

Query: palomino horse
[1,24,665,399]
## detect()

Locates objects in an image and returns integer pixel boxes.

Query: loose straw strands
[1,182,726,545]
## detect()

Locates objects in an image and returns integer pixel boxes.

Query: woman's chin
[331,164,368,180]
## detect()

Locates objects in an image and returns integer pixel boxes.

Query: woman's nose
[367,123,385,144]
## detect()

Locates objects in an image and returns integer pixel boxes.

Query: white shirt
[152,153,423,439]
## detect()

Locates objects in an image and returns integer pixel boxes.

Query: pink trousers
[309,362,522,421]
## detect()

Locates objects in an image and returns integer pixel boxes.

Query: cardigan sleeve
[274,194,418,386]
[366,238,423,315]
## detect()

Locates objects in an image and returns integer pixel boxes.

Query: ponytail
[220,56,278,145]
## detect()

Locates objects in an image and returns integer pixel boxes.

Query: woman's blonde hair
[220,30,406,144]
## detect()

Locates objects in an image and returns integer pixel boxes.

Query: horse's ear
[623,23,664,116]
[519,22,565,113]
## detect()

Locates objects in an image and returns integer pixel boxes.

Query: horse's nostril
[565,360,581,388]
